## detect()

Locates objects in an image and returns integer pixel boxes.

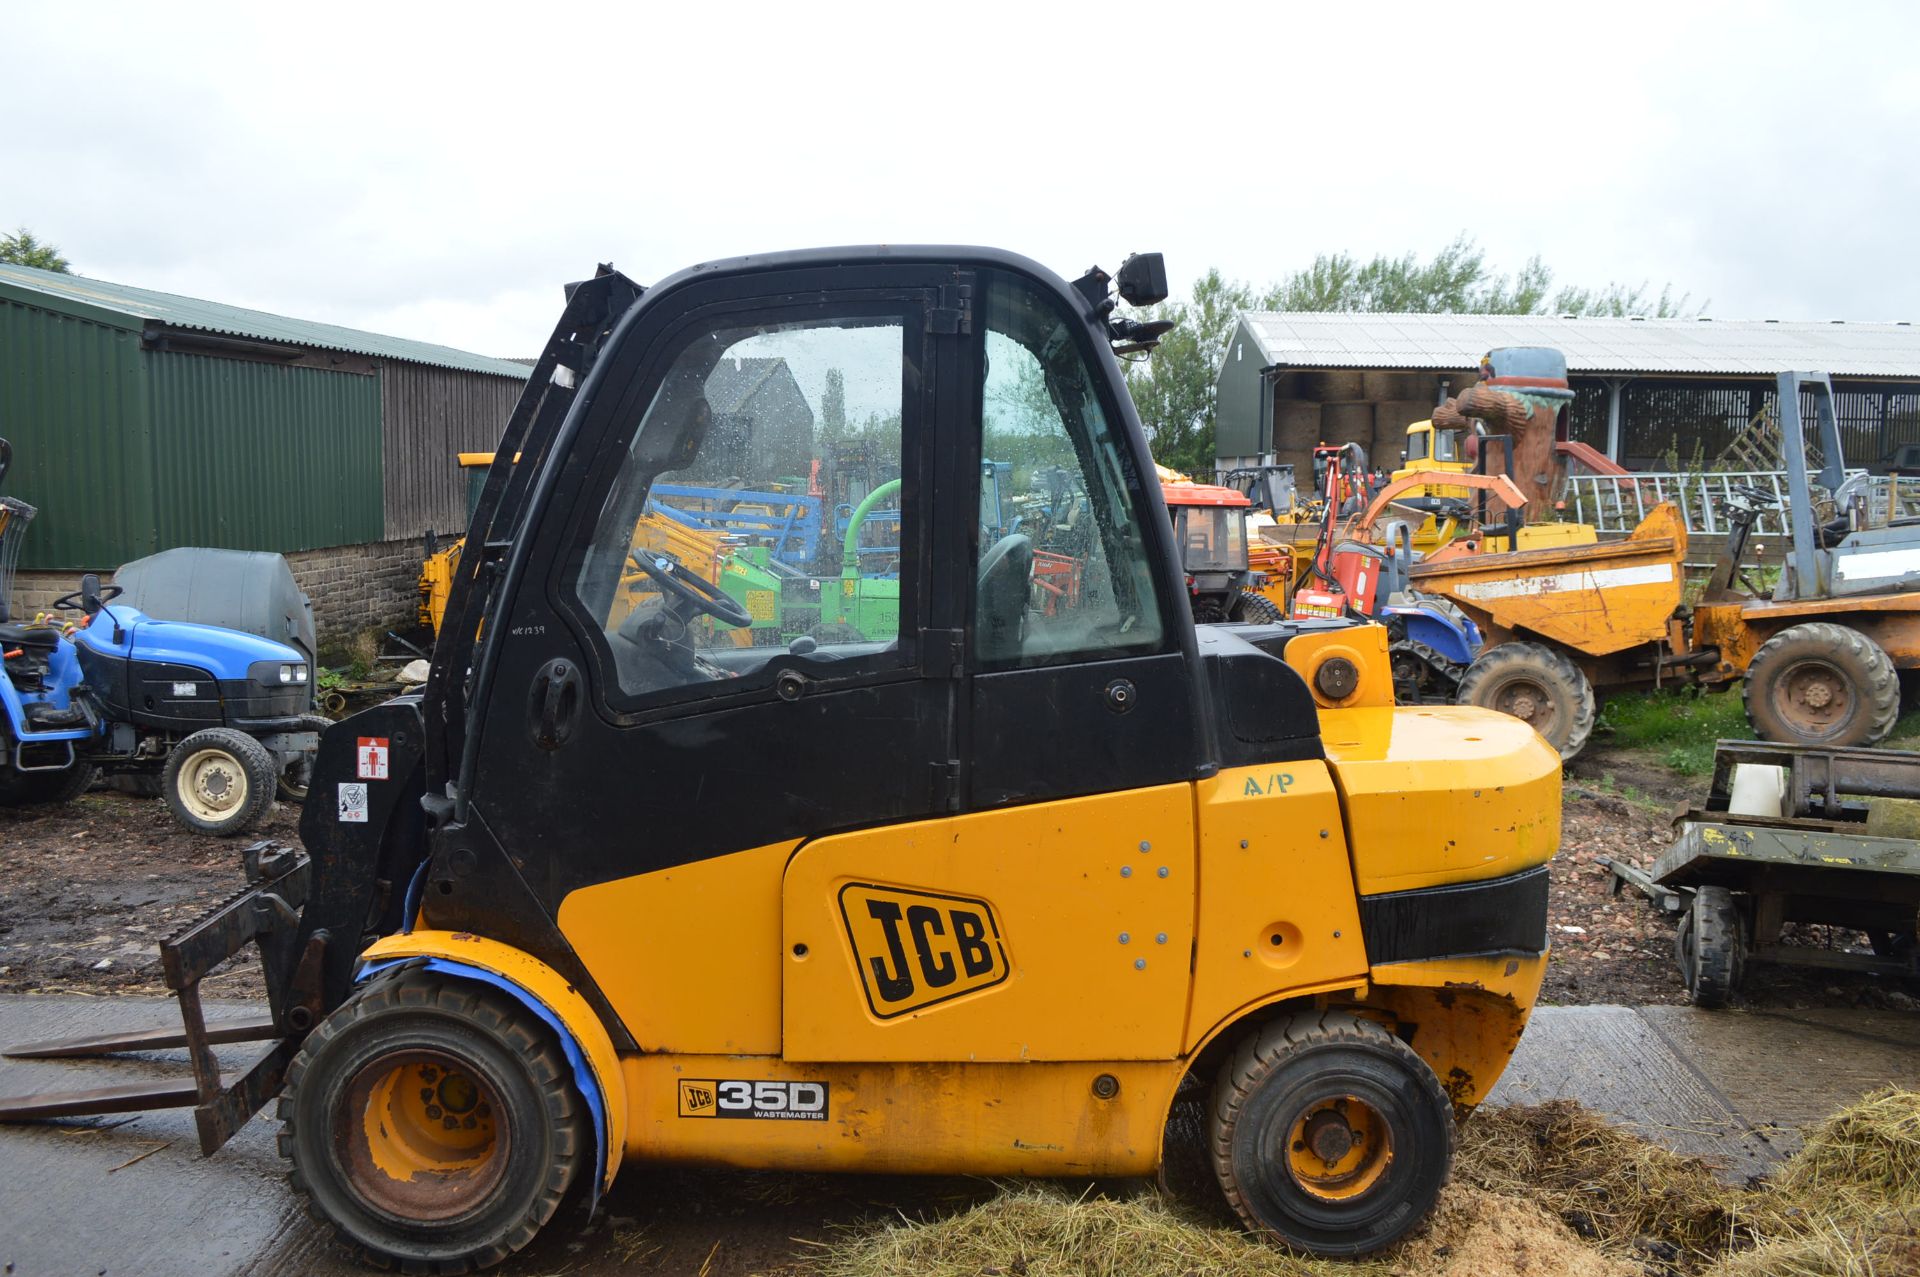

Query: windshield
[1433,428,1462,463]
[1174,505,1247,572]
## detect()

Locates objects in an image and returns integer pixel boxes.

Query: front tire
[162,727,277,836]
[1210,1011,1453,1257]
[279,970,586,1274]
[1677,885,1744,1008]
[1455,641,1596,760]
[1743,623,1899,747]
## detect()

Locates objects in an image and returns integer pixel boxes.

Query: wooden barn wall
[379,363,526,540]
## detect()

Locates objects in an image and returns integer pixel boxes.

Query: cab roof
[1161,482,1251,508]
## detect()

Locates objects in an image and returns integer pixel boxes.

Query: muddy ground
[2,743,1910,1012]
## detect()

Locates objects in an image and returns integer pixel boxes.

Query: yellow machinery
[418,453,733,638]
[1418,371,1920,760]
[0,250,1559,1270]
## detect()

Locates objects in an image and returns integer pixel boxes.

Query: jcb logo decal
[678,1078,827,1121]
[838,883,1009,1018]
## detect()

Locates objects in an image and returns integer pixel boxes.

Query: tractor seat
[0,623,62,650]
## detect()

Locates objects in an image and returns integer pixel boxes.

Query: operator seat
[0,622,61,650]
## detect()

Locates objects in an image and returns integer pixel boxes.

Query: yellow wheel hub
[342,1050,507,1220]
[1283,1095,1392,1201]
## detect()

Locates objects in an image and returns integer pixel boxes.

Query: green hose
[842,478,902,578]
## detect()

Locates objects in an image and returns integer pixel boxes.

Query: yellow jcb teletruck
[0,249,1560,1269]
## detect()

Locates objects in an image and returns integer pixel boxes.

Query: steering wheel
[976,533,1034,660]
[626,552,752,629]
[51,582,124,612]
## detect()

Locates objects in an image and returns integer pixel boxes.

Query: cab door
[780,264,1206,1064]
[436,265,966,1053]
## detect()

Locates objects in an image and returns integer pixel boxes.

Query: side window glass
[569,315,907,703]
[974,272,1167,667]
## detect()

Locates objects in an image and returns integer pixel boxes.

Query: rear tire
[1744,623,1899,748]
[1229,590,1285,624]
[1677,886,1744,1008]
[0,762,96,807]
[1210,1011,1453,1257]
[278,970,586,1274]
[1455,641,1596,760]
[275,713,336,803]
[162,727,277,836]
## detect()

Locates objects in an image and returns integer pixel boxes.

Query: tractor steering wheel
[626,552,752,629]
[51,583,124,613]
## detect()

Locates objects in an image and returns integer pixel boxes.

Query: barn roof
[1234,311,1920,377]
[0,261,531,379]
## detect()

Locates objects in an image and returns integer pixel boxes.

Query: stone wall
[283,538,423,648]
[7,538,422,650]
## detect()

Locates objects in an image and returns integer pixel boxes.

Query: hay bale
[1274,449,1316,496]
[1373,399,1437,465]
[1363,371,1428,402]
[1299,369,1367,402]
[1271,399,1320,451]
[1320,402,1374,446]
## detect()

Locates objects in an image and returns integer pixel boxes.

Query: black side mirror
[1115,253,1168,307]
[0,436,11,490]
[79,572,102,615]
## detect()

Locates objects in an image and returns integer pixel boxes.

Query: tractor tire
[1229,590,1285,624]
[275,713,337,803]
[278,969,586,1274]
[1455,641,1596,761]
[0,762,96,807]
[1743,623,1899,748]
[1677,886,1745,1008]
[162,727,278,837]
[1210,1011,1453,1257]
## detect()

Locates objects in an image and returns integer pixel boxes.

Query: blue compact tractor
[0,438,327,835]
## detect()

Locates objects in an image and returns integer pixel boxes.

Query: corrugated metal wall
[379,362,523,540]
[147,350,384,552]
[0,300,157,570]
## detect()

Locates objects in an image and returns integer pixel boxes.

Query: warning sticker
[338,782,369,823]
[356,737,390,780]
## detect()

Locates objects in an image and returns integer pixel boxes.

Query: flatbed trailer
[1624,739,1920,1005]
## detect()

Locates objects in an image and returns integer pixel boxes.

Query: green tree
[821,367,846,438]
[1121,269,1255,475]
[1124,235,1698,470]
[0,228,71,273]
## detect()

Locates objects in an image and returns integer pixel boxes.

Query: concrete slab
[1491,1003,1920,1178]
[0,994,347,1277]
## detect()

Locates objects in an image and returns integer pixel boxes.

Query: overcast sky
[5,1,1916,359]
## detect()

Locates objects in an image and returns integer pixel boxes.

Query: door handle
[529,658,581,751]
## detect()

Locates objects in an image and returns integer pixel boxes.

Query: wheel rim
[1489,676,1559,739]
[1770,658,1852,738]
[337,1049,507,1221]
[280,757,313,801]
[1277,1094,1394,1202]
[177,748,249,822]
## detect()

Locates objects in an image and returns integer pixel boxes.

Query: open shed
[1216,312,1920,480]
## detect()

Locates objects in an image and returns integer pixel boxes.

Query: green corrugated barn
[0,263,530,636]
